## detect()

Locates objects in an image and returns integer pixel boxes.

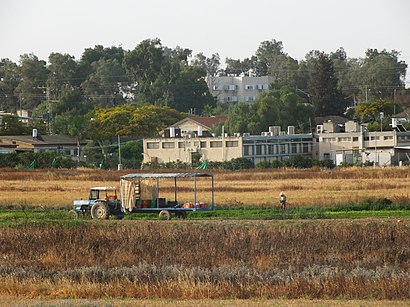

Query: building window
[291,143,297,153]
[256,145,262,155]
[353,137,359,142]
[280,144,286,154]
[210,141,222,148]
[303,143,309,153]
[244,145,251,156]
[200,141,207,148]
[162,142,175,149]
[178,142,185,148]
[226,141,238,147]
[384,136,393,140]
[147,142,159,149]
[245,96,255,102]
[268,145,274,155]
[245,84,254,90]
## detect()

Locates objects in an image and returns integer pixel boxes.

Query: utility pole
[117,135,122,170]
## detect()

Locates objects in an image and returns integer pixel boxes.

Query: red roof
[189,116,228,128]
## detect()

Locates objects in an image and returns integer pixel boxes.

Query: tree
[225,88,313,135]
[124,38,165,102]
[354,100,396,123]
[47,53,78,101]
[14,54,48,110]
[81,58,127,107]
[167,66,215,114]
[88,104,185,139]
[360,49,407,100]
[0,59,20,112]
[191,52,221,76]
[255,39,299,87]
[309,52,346,116]
[78,45,126,80]
[0,114,29,135]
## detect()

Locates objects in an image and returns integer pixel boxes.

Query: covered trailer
[120,172,214,220]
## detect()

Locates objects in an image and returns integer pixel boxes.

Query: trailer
[72,172,214,220]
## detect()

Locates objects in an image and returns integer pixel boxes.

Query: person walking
[279,191,287,210]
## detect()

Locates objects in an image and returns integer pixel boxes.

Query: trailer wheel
[176,211,187,219]
[159,210,172,220]
[91,202,109,220]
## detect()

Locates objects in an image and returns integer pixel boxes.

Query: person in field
[279,191,287,210]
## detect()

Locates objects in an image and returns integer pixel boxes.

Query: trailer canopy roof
[120,173,213,179]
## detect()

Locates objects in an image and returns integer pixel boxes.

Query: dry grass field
[0,167,409,302]
[0,220,409,300]
[0,167,409,207]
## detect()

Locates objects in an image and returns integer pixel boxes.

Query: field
[0,167,409,207]
[0,167,409,304]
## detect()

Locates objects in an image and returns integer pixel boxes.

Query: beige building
[143,118,315,165]
[207,75,273,103]
[316,119,410,166]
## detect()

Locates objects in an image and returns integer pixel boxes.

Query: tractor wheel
[69,209,79,219]
[176,211,187,220]
[159,210,172,220]
[91,203,110,220]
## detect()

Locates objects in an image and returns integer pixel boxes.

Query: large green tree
[81,58,127,107]
[226,88,314,134]
[14,54,48,110]
[309,52,346,116]
[0,59,20,112]
[359,49,407,100]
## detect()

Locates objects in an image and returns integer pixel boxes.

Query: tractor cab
[89,187,118,201]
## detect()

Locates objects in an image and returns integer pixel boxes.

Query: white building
[207,75,273,103]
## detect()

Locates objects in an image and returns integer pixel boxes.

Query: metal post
[211,175,214,210]
[174,177,177,202]
[194,175,197,211]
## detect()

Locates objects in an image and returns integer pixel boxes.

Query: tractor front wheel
[91,203,110,220]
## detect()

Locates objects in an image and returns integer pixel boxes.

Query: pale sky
[1,0,409,83]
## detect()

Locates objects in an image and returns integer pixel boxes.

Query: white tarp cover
[120,179,135,212]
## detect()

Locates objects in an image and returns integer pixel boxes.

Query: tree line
[0,38,408,140]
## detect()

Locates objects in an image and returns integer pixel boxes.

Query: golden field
[0,220,409,300]
[0,167,409,301]
[0,167,409,207]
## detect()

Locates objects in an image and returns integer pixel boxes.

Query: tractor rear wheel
[91,202,110,220]
[159,210,172,220]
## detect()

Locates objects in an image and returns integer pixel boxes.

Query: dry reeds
[0,220,408,299]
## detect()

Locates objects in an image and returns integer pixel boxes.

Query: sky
[1,0,409,84]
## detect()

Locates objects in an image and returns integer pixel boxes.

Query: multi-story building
[207,75,273,103]
[143,116,410,167]
[143,121,314,165]
[316,119,410,166]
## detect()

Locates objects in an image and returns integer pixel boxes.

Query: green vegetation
[0,198,408,227]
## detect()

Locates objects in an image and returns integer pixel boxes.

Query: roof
[0,135,87,146]
[315,116,350,125]
[171,116,228,129]
[189,116,228,128]
[91,187,117,191]
[121,173,213,179]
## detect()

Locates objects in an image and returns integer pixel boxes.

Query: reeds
[0,220,408,299]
